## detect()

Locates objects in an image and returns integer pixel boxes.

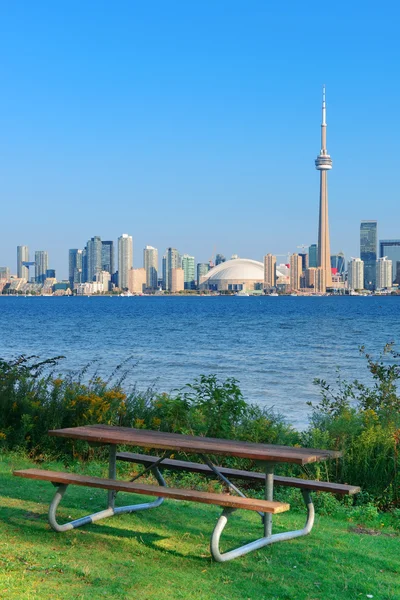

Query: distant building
[331,252,345,275]
[86,236,102,282]
[99,270,111,292]
[376,257,392,289]
[315,267,326,294]
[360,221,377,290]
[305,267,316,288]
[118,234,133,290]
[128,268,146,293]
[308,244,318,268]
[46,269,56,279]
[181,255,195,290]
[170,268,185,293]
[69,249,83,288]
[165,248,181,291]
[17,245,29,279]
[34,251,49,283]
[299,253,309,272]
[289,254,302,291]
[379,240,400,284]
[0,267,10,280]
[101,241,114,276]
[215,254,226,266]
[197,263,210,287]
[348,258,364,291]
[143,246,158,289]
[263,254,276,289]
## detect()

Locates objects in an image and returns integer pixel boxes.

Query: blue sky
[1,1,399,278]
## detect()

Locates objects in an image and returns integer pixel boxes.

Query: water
[1,295,399,428]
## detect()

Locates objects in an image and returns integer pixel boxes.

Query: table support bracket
[48,467,167,533]
[210,489,314,562]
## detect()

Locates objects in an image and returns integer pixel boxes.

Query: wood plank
[116,452,361,495]
[13,469,289,514]
[48,425,341,465]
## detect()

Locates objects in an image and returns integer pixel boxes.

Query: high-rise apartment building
[101,241,114,275]
[128,268,146,294]
[360,221,377,290]
[118,234,133,290]
[170,268,185,293]
[69,249,83,287]
[331,252,345,275]
[379,240,400,284]
[305,267,316,288]
[315,267,326,293]
[165,248,181,291]
[143,246,158,289]
[348,258,364,291]
[181,254,195,290]
[263,254,276,289]
[315,87,333,288]
[17,245,29,279]
[289,254,302,291]
[86,236,102,282]
[34,251,49,283]
[308,244,318,268]
[215,254,226,266]
[197,263,210,287]
[299,253,309,272]
[376,257,392,289]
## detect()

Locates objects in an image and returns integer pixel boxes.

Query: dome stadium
[199,258,287,292]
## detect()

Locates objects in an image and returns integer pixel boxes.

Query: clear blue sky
[1,1,399,278]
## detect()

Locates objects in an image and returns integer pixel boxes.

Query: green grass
[0,453,399,600]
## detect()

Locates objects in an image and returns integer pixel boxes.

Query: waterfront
[1,295,399,427]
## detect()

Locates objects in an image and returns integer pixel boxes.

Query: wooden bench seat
[116,451,361,496]
[13,469,290,514]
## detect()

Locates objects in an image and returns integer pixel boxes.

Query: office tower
[181,254,195,290]
[162,255,167,290]
[299,253,309,272]
[170,268,185,293]
[165,248,181,291]
[17,245,29,279]
[395,263,400,285]
[143,246,158,289]
[34,251,49,283]
[0,267,10,280]
[376,257,392,289]
[305,267,316,288]
[308,244,318,268]
[215,253,226,266]
[69,249,83,287]
[102,241,114,275]
[360,221,377,290]
[197,262,210,287]
[263,254,276,289]
[331,252,345,275]
[118,234,133,290]
[315,267,326,293]
[315,87,333,288]
[348,258,364,291]
[46,269,56,279]
[128,268,146,293]
[86,236,102,282]
[289,254,302,291]
[379,240,400,284]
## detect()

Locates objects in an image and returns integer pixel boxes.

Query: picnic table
[14,425,360,562]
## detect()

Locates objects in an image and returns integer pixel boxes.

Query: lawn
[0,453,398,600]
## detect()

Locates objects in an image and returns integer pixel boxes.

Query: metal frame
[48,445,167,533]
[46,446,316,563]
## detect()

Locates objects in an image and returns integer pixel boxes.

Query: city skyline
[0,3,399,279]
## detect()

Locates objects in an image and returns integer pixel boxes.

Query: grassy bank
[0,453,399,600]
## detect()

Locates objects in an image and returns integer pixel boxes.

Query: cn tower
[315,86,332,288]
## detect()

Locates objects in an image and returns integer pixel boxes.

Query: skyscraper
[197,263,210,287]
[330,252,345,275]
[360,221,377,290]
[376,257,392,289]
[263,254,276,289]
[86,236,102,282]
[69,249,83,287]
[289,254,302,291]
[315,87,332,288]
[34,251,49,283]
[379,240,400,284]
[308,244,318,268]
[118,234,133,289]
[165,248,181,291]
[17,245,29,279]
[348,258,364,291]
[215,254,226,266]
[181,254,195,290]
[101,241,114,275]
[143,246,158,289]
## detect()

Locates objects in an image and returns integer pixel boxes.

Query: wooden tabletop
[48,425,341,465]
